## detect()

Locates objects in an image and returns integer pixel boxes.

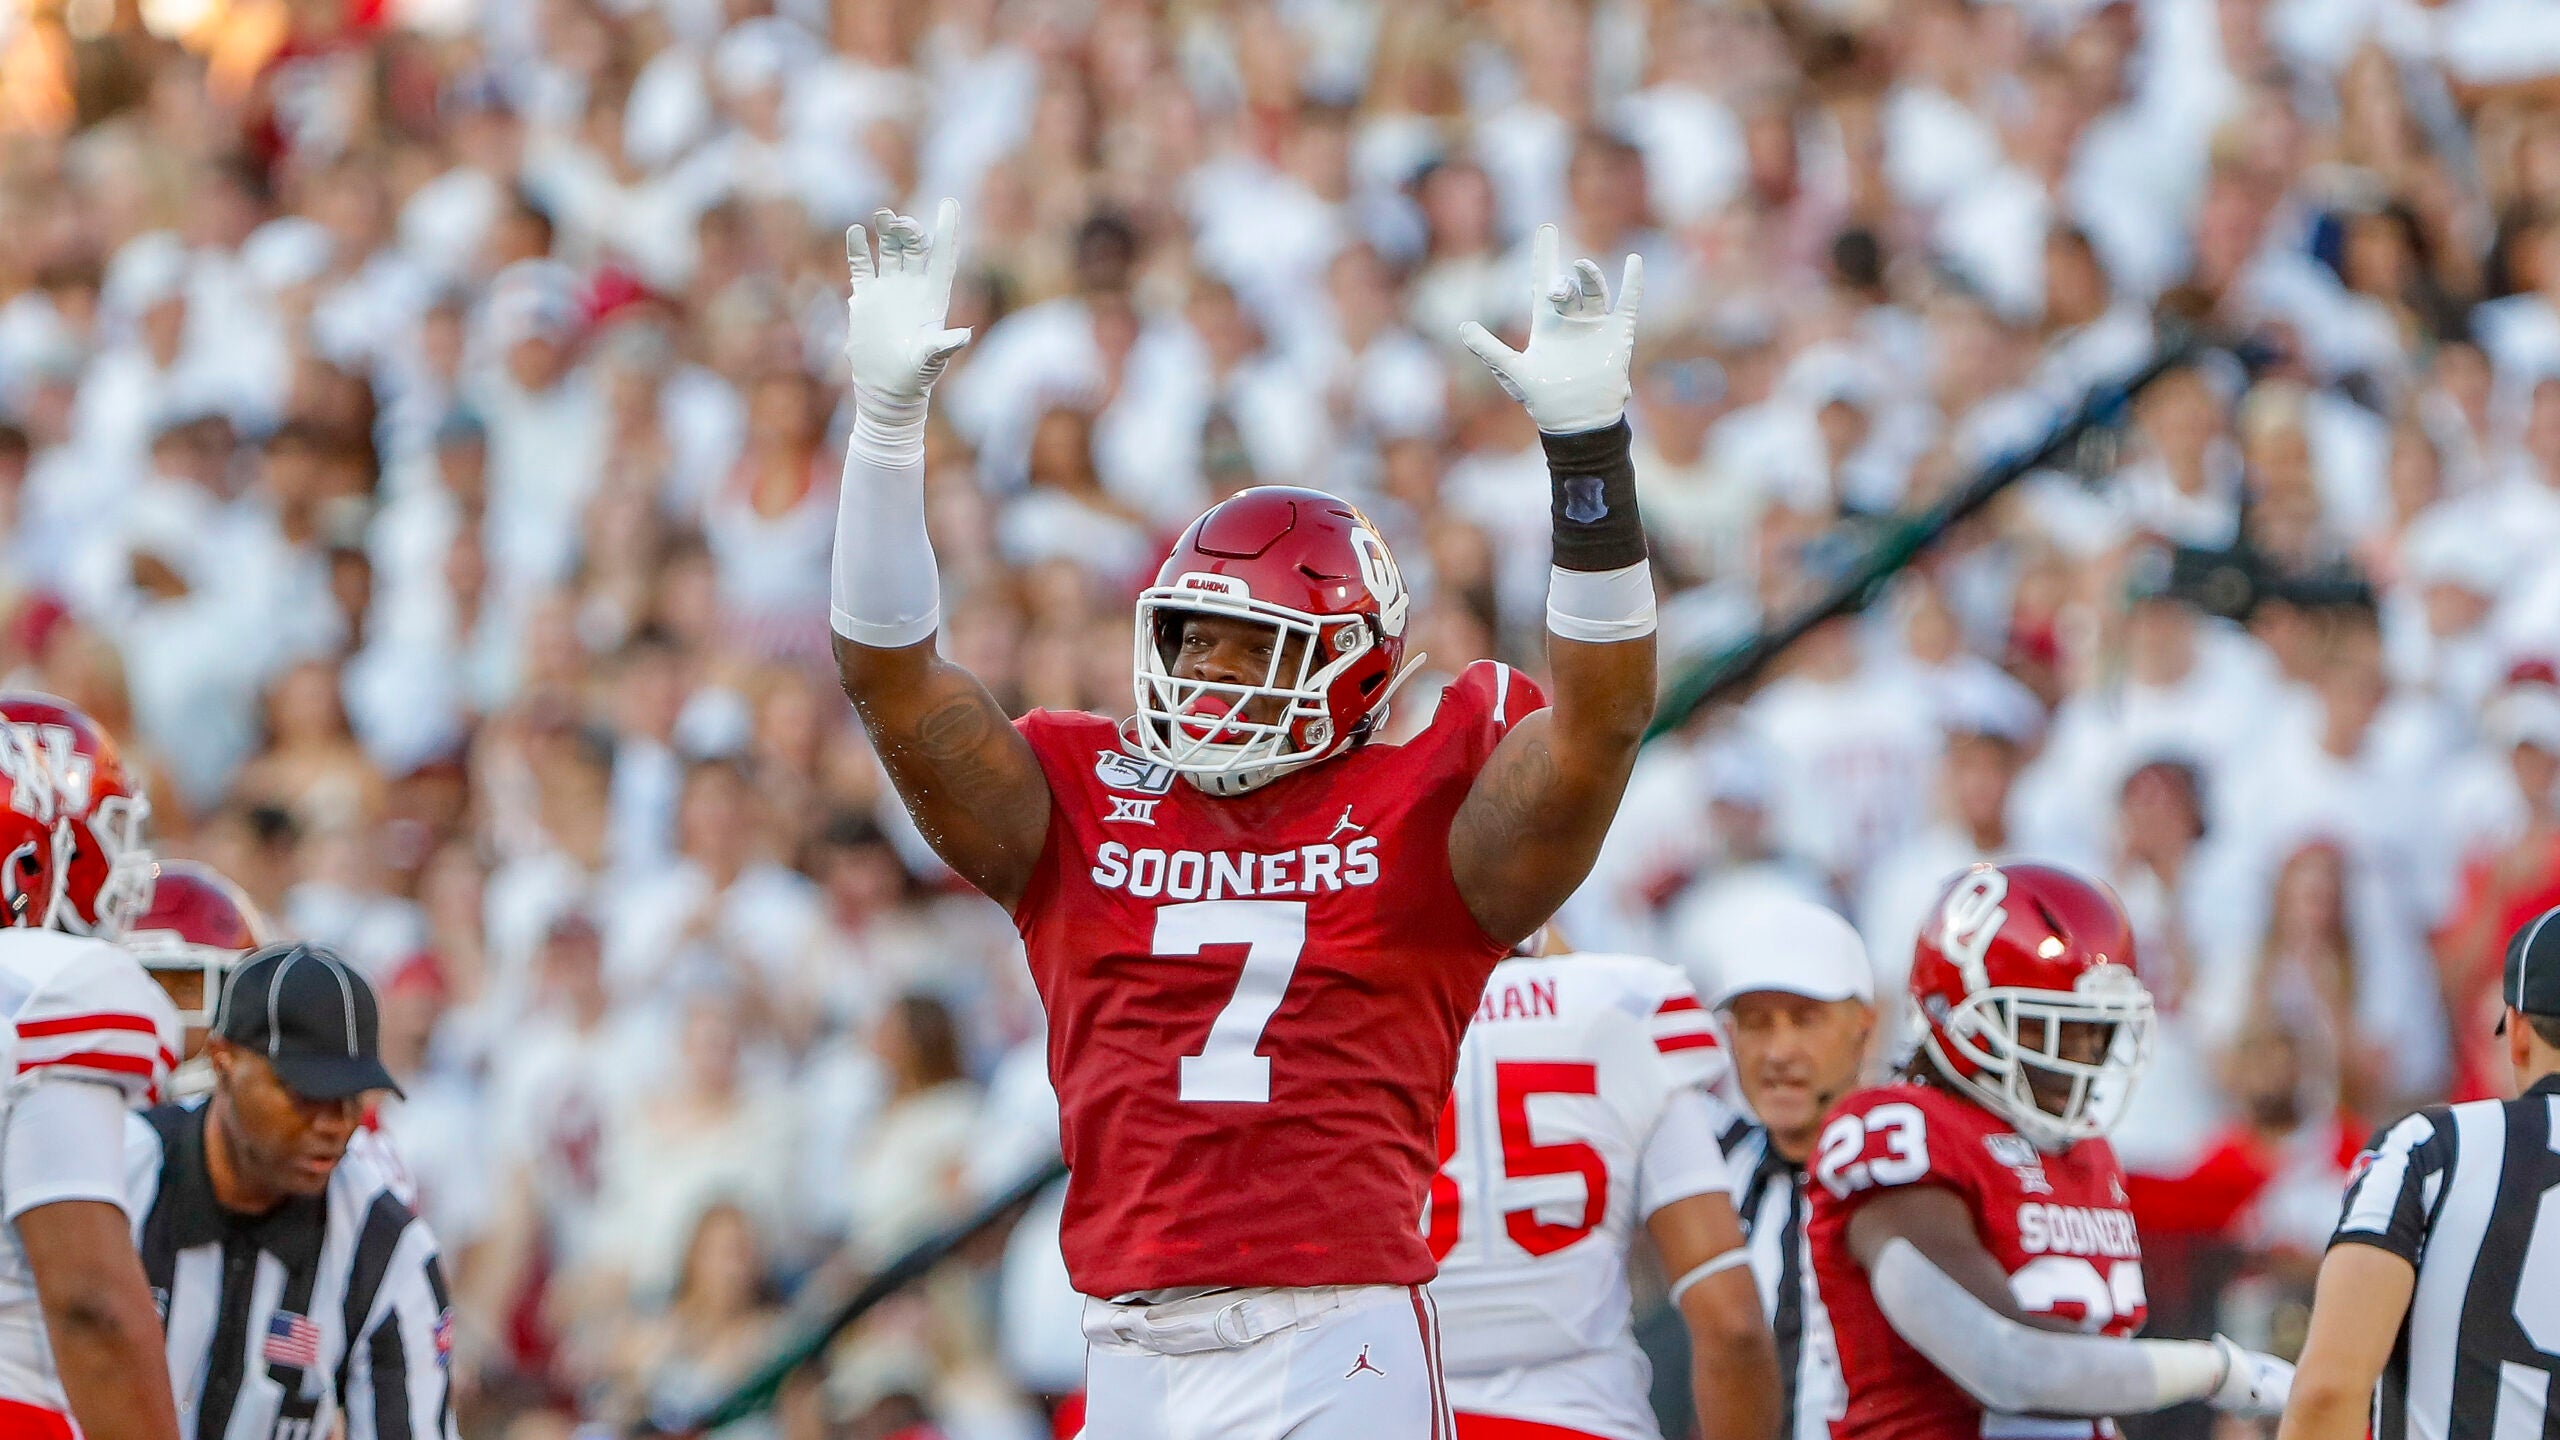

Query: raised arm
[829,201,1050,910]
[1449,227,1658,945]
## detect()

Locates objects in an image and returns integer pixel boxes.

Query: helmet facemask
[127,936,234,1031]
[73,790,154,938]
[1128,585,1399,797]
[1923,962,2155,1152]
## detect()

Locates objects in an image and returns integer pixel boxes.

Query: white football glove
[1458,223,1643,436]
[2205,1335,2294,1418]
[844,198,972,452]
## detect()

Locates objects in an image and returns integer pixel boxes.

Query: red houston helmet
[0,727,60,930]
[124,860,268,1029]
[1129,487,1418,795]
[0,694,151,936]
[1909,862,2155,1151]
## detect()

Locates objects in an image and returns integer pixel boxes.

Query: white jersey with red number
[1807,1082,2146,1440]
[1425,952,1734,1440]
[0,929,179,1415]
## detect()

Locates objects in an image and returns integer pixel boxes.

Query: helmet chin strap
[1925,1029,2077,1152]
[1372,651,1428,720]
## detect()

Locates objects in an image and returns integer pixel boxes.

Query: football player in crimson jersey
[1806,863,2289,1440]
[1427,947,1778,1440]
[0,723,183,1440]
[830,202,1658,1438]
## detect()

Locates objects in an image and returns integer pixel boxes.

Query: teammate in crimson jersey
[830,202,1659,1437]
[0,716,183,1440]
[1426,949,1777,1440]
[1806,863,2290,1440]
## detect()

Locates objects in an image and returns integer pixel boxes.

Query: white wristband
[1667,1245,1750,1306]
[1546,561,1657,643]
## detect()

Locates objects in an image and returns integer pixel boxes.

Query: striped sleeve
[12,952,180,1105]
[343,1216,458,1440]
[2330,1108,2453,1264]
[1647,975,1729,1091]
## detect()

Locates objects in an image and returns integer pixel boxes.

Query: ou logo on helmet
[1348,521,1410,638]
[1938,867,2009,991]
[0,725,61,823]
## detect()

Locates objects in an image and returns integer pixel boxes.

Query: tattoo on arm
[913,693,1014,803]
[1453,733,1559,862]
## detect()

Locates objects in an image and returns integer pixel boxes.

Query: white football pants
[1080,1283,1454,1439]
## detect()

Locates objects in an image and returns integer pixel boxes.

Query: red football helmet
[0,726,61,930]
[123,860,269,1029]
[0,694,152,937]
[1130,487,1418,795]
[1909,862,2155,1151]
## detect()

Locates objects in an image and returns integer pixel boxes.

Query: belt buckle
[1210,1297,1257,1348]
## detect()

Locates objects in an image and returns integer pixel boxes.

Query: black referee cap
[2498,907,2560,1035]
[212,943,404,1101]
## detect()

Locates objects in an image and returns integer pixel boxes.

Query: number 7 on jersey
[1163,900,1309,1103]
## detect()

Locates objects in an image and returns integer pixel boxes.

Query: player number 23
[1813,1103,1931,1198]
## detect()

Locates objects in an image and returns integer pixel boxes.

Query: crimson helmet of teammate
[0,694,151,937]
[0,728,59,930]
[1908,862,2155,1150]
[123,860,268,1028]
[1128,487,1417,796]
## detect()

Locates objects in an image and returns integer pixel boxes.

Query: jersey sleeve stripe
[14,1012,162,1039]
[1655,995,1704,1015]
[1655,1032,1720,1054]
[19,1050,159,1079]
[15,1029,173,1066]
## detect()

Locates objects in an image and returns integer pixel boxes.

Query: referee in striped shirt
[2282,905,2560,1440]
[127,944,455,1440]
[1703,896,1877,1440]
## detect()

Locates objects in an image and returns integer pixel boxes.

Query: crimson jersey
[1014,659,1544,1297]
[1806,1083,2147,1440]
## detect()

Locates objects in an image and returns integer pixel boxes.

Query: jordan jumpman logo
[1345,1345,1386,1379]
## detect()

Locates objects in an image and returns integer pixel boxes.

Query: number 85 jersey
[1425,953,1732,1440]
[1806,1082,2147,1440]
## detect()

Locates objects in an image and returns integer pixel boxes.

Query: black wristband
[1541,419,1647,572]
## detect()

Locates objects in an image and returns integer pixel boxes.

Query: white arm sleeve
[827,417,942,649]
[3,1079,136,1221]
[1868,1239,2226,1417]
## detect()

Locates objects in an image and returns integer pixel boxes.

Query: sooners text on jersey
[0,929,180,1415]
[1014,660,1543,1297]
[1426,952,1730,1440]
[1807,1082,2145,1440]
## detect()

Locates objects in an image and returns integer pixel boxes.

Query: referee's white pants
[1080,1283,1454,1440]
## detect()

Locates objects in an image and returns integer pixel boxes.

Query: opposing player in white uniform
[1426,950,1779,1440]
[0,718,184,1440]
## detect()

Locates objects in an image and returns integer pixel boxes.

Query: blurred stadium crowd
[8,0,2560,1433]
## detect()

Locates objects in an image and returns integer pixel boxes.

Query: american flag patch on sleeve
[264,1311,322,1368]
